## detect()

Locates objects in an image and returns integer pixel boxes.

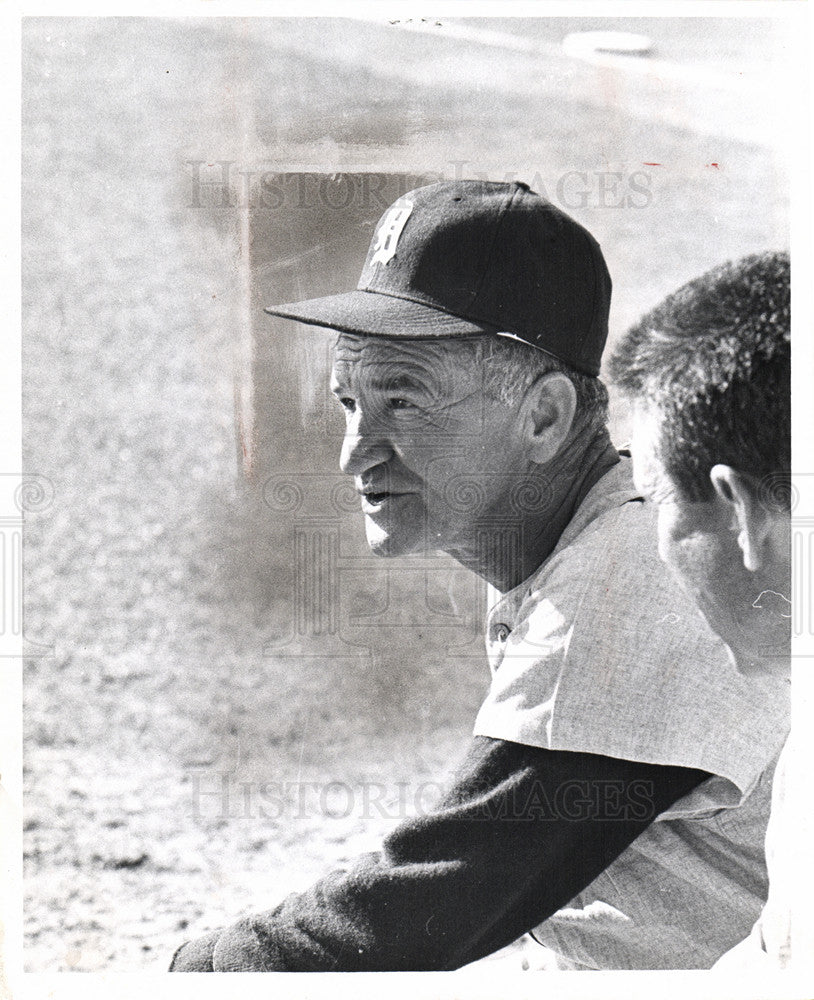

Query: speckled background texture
[21,17,789,971]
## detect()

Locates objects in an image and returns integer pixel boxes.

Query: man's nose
[339,408,394,476]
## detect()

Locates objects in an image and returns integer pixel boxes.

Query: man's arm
[170,736,708,971]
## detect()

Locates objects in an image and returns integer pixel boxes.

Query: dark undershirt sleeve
[169,736,709,972]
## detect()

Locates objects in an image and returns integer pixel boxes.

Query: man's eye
[386,398,414,411]
[337,397,356,413]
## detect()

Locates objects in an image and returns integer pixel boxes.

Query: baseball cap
[264,180,612,376]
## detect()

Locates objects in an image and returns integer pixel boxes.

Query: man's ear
[709,464,771,572]
[522,372,577,464]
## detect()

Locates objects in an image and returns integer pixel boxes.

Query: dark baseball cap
[264,179,612,375]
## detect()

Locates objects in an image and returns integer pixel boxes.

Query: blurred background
[22,16,792,971]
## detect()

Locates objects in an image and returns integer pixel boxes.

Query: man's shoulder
[491,457,676,642]
[551,454,642,548]
[523,485,667,617]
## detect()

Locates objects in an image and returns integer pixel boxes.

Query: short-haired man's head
[609,251,790,507]
[447,335,610,443]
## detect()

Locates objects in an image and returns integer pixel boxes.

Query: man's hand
[168,929,220,972]
[169,921,279,972]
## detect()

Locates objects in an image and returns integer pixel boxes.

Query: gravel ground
[21,16,790,973]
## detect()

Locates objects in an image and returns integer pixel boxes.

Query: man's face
[630,404,788,672]
[330,335,528,559]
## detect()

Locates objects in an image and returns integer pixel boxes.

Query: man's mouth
[361,490,406,512]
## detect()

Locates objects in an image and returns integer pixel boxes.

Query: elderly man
[170,181,788,971]
[609,251,792,966]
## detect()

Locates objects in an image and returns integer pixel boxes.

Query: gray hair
[454,335,610,440]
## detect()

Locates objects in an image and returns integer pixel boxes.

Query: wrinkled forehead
[331,333,478,386]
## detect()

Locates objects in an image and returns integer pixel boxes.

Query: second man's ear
[523,372,578,465]
[709,464,770,572]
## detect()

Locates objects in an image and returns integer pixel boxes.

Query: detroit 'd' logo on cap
[370,199,413,267]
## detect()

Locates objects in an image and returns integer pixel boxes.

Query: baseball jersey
[474,457,790,969]
[713,734,803,969]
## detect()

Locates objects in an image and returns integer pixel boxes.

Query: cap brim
[263,289,500,339]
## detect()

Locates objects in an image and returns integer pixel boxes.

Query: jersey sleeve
[169,736,709,972]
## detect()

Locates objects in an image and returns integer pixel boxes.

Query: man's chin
[364,520,423,558]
